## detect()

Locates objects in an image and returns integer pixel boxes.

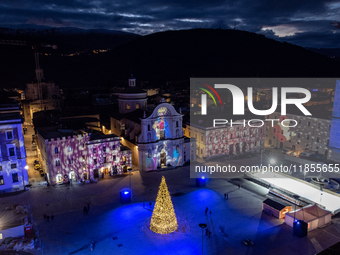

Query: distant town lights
[24,166,28,169]
[270,159,276,164]
[123,191,129,195]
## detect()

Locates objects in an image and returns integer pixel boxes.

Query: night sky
[1,0,340,48]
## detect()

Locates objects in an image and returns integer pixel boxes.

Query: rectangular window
[56,160,60,166]
[136,103,140,109]
[103,146,106,152]
[306,135,309,140]
[201,149,203,154]
[112,145,116,150]
[0,175,4,185]
[0,165,2,171]
[68,146,72,152]
[11,163,17,169]
[9,147,15,157]
[55,147,58,154]
[6,130,13,140]
[12,173,18,183]
[94,159,97,164]
[113,155,116,161]
[93,148,97,153]
[317,137,320,142]
[104,157,107,163]
[308,122,311,127]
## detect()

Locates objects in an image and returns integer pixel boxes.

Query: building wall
[265,112,331,155]
[37,132,131,185]
[137,103,195,171]
[0,122,28,193]
[186,123,265,159]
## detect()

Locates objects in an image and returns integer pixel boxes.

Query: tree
[150,176,178,234]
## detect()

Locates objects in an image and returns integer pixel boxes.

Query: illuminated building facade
[0,99,29,193]
[37,129,131,185]
[110,77,196,171]
[185,117,265,159]
[137,102,195,171]
[264,107,331,156]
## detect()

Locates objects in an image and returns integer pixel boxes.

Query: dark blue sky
[1,0,340,48]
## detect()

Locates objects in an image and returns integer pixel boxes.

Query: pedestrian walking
[205,207,208,216]
[90,242,94,252]
[51,214,54,222]
[226,193,229,200]
[149,202,152,208]
[224,193,226,199]
[209,231,211,238]
[210,210,212,216]
[43,214,47,221]
[46,215,50,222]
[83,206,87,215]
[205,228,208,236]
[143,202,145,208]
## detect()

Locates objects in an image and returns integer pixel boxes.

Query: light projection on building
[273,115,296,142]
[153,107,171,140]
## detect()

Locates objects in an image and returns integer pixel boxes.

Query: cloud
[0,0,339,47]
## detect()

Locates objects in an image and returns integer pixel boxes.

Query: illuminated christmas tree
[150,176,178,234]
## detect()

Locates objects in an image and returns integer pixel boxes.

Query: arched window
[269,139,272,145]
[176,129,179,137]
[55,159,60,166]
[147,132,151,142]
[136,103,140,109]
[148,149,152,158]
[176,121,179,127]
[148,124,150,131]
[126,104,130,110]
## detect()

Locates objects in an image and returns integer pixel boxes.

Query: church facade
[137,102,195,171]
[110,77,196,171]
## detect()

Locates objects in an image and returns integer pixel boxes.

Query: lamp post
[128,167,132,194]
[293,195,299,225]
[199,223,207,255]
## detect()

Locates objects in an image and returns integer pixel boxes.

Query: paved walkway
[2,165,340,255]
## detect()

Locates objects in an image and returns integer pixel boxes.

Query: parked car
[34,164,41,170]
[39,170,44,177]
[34,160,39,165]
[299,151,313,158]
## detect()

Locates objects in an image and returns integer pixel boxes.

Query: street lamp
[293,195,299,225]
[270,158,276,164]
[199,223,207,255]
[128,167,132,196]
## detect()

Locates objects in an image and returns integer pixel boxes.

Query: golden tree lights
[150,176,178,234]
